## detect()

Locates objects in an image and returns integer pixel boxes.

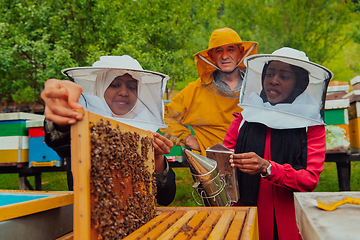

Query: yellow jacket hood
[194,28,258,84]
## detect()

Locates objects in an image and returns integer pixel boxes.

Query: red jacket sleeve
[265,125,326,192]
[223,112,242,151]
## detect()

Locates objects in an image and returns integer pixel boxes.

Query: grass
[0,172,68,191]
[1,162,359,206]
[315,161,360,192]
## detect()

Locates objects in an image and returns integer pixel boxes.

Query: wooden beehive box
[27,120,63,167]
[123,206,258,240]
[0,112,44,166]
[0,190,73,240]
[71,110,156,239]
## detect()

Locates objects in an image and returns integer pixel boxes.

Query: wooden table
[294,191,360,240]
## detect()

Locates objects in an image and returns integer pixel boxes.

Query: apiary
[69,110,258,240]
[26,120,63,167]
[0,112,44,166]
[0,190,73,240]
[71,110,156,240]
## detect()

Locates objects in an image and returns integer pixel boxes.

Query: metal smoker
[183,149,230,206]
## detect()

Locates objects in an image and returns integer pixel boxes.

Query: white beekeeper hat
[239,47,333,129]
[61,55,170,132]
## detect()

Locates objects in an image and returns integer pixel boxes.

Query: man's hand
[230,152,270,175]
[153,132,173,173]
[41,79,84,127]
[185,135,200,151]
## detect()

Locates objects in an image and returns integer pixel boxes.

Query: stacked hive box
[344,76,360,153]
[27,120,63,167]
[0,113,44,166]
[71,110,156,240]
[324,82,350,154]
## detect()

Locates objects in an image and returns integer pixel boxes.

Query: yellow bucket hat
[194,28,258,69]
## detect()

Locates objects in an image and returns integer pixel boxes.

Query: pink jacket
[224,112,326,240]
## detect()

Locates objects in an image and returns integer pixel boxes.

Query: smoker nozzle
[183,149,230,206]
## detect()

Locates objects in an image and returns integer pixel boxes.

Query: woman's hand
[41,79,84,128]
[153,132,173,173]
[230,152,270,175]
[185,135,200,151]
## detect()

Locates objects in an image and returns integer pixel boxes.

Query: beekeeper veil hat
[239,47,333,129]
[61,55,169,132]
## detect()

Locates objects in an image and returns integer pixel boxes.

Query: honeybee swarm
[90,119,156,239]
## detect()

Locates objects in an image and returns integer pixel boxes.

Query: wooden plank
[140,211,185,240]
[71,110,91,240]
[0,149,28,163]
[157,210,198,240]
[207,210,235,240]
[190,211,221,239]
[0,136,28,150]
[324,108,347,125]
[172,210,209,240]
[240,207,258,240]
[157,206,247,212]
[224,210,246,240]
[0,121,28,137]
[123,211,174,240]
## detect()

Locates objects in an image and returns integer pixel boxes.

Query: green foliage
[223,0,359,63]
[0,0,360,106]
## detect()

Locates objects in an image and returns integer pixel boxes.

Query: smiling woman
[104,74,139,116]
[61,55,169,131]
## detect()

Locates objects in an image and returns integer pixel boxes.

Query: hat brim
[61,67,169,83]
[244,54,333,83]
[194,41,259,58]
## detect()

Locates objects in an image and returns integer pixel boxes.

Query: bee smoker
[183,149,230,206]
[205,143,239,204]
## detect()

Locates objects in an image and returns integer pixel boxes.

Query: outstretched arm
[41,79,84,130]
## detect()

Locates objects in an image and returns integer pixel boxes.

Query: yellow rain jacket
[162,28,258,156]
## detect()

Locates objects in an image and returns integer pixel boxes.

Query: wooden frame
[71,110,154,239]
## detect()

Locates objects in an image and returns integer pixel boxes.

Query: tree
[0,0,224,111]
[1,0,359,111]
[222,0,360,65]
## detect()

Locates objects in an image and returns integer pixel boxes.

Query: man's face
[209,44,242,72]
[104,74,138,115]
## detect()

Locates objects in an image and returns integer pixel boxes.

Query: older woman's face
[263,61,297,104]
[104,74,138,115]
